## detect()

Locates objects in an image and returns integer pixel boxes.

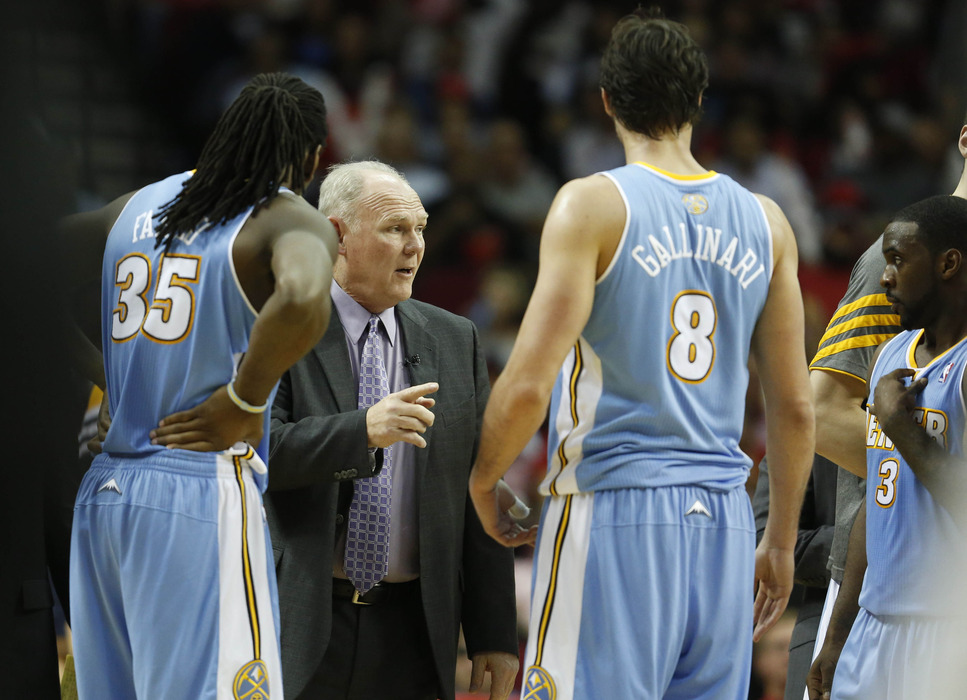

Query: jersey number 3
[875,458,899,508]
[667,291,717,383]
[112,253,200,344]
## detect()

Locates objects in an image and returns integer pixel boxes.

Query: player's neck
[619,124,707,176]
[920,309,967,360]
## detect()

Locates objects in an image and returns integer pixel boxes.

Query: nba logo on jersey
[233,659,269,700]
[939,361,954,383]
[523,665,557,700]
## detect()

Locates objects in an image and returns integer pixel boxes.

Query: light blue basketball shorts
[831,607,967,700]
[521,485,755,700]
[70,447,282,700]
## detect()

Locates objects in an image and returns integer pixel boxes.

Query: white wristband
[226,380,268,414]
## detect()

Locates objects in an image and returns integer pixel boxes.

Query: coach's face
[334,172,427,314]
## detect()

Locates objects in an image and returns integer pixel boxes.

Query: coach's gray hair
[317,160,409,229]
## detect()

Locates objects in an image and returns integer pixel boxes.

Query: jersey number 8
[667,290,717,384]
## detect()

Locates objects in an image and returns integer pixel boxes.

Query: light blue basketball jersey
[100,172,274,475]
[543,162,773,495]
[862,330,967,616]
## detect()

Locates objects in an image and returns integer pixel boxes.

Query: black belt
[332,578,419,606]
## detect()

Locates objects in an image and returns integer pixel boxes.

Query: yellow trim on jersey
[807,365,868,385]
[906,329,925,369]
[632,161,718,181]
[821,314,901,342]
[810,333,898,364]
[909,329,967,375]
[534,495,573,667]
[234,448,262,661]
[551,343,583,497]
[827,293,892,323]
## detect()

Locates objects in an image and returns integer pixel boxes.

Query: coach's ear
[328,216,349,255]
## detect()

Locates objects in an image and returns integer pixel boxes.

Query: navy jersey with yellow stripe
[810,234,902,380]
[100,172,274,469]
[542,162,773,495]
[862,331,967,616]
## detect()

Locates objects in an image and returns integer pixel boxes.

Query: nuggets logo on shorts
[682,193,709,215]
[233,659,269,700]
[523,665,556,700]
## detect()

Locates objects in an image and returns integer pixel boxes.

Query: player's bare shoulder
[238,191,336,260]
[753,193,797,266]
[258,191,333,239]
[546,174,626,275]
[234,193,336,309]
[553,174,625,230]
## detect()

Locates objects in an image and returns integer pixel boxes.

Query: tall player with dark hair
[62,72,337,699]
[469,8,813,700]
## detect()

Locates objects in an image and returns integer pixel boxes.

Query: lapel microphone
[403,354,421,367]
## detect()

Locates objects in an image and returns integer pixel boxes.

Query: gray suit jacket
[264,298,518,700]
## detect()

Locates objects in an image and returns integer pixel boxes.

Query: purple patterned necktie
[345,316,393,594]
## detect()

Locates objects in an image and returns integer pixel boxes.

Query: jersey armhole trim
[749,194,775,283]
[596,172,630,285]
[228,209,260,318]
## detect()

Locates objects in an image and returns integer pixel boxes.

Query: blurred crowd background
[9,0,967,697]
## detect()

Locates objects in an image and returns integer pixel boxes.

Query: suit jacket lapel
[311,308,357,413]
[397,301,436,477]
[397,300,435,387]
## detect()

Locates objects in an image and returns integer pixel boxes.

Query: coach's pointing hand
[366,382,438,448]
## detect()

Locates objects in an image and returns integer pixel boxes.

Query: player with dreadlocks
[61,72,337,700]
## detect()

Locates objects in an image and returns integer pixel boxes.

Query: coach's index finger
[397,382,439,403]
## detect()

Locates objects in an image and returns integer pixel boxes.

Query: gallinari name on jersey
[630,220,766,290]
[866,403,948,451]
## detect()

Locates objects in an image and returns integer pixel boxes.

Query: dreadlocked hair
[154,72,328,247]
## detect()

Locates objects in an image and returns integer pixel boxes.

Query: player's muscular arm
[750,194,815,639]
[230,212,337,407]
[470,176,623,546]
[812,369,869,477]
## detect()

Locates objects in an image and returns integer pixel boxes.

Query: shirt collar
[330,280,397,346]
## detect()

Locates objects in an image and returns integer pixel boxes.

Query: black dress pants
[299,579,440,700]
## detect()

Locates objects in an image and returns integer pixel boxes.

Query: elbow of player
[501,374,553,415]
[274,268,327,309]
[273,279,330,330]
[769,394,814,442]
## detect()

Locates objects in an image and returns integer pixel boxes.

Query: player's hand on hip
[469,651,519,700]
[366,382,438,449]
[151,385,264,451]
[470,473,539,547]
